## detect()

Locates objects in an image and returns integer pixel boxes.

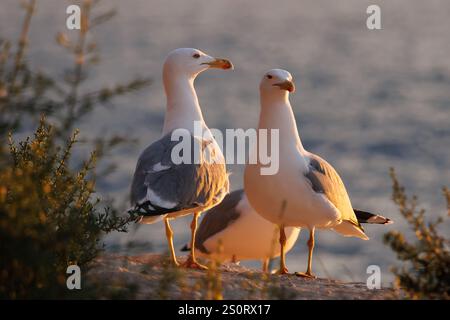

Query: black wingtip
[180,244,190,252]
[126,208,142,223]
[354,209,394,225]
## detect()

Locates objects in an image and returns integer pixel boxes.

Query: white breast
[203,195,300,261]
[244,152,340,228]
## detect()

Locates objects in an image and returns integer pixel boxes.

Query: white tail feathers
[333,220,369,240]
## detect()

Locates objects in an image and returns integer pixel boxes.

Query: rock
[86,254,398,299]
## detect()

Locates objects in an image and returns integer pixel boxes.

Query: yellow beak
[202,58,234,70]
[273,80,295,93]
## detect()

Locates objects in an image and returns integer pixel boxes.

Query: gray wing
[305,153,363,230]
[130,132,228,216]
[195,189,244,253]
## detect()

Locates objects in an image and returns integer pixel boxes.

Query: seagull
[182,189,392,272]
[182,189,300,272]
[129,48,233,269]
[244,69,393,277]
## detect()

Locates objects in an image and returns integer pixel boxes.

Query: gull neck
[162,71,206,135]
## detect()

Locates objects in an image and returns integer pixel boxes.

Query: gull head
[260,69,295,95]
[163,48,233,79]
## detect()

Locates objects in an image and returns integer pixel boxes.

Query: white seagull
[183,189,300,272]
[244,69,392,277]
[129,48,233,269]
[182,189,392,272]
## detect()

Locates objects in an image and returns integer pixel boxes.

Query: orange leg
[182,212,207,270]
[296,227,316,278]
[164,217,179,266]
[277,225,289,275]
[262,258,270,273]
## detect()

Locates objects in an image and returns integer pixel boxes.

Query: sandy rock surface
[86,254,399,300]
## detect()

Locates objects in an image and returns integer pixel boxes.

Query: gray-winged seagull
[129,48,233,269]
[182,189,300,272]
[182,189,392,272]
[244,69,393,277]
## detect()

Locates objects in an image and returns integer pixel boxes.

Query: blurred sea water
[1,0,449,283]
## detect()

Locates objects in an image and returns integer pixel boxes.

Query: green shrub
[0,118,133,299]
[0,0,148,299]
[384,168,450,299]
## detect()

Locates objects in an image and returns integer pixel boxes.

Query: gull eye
[267,74,273,79]
[193,53,201,59]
